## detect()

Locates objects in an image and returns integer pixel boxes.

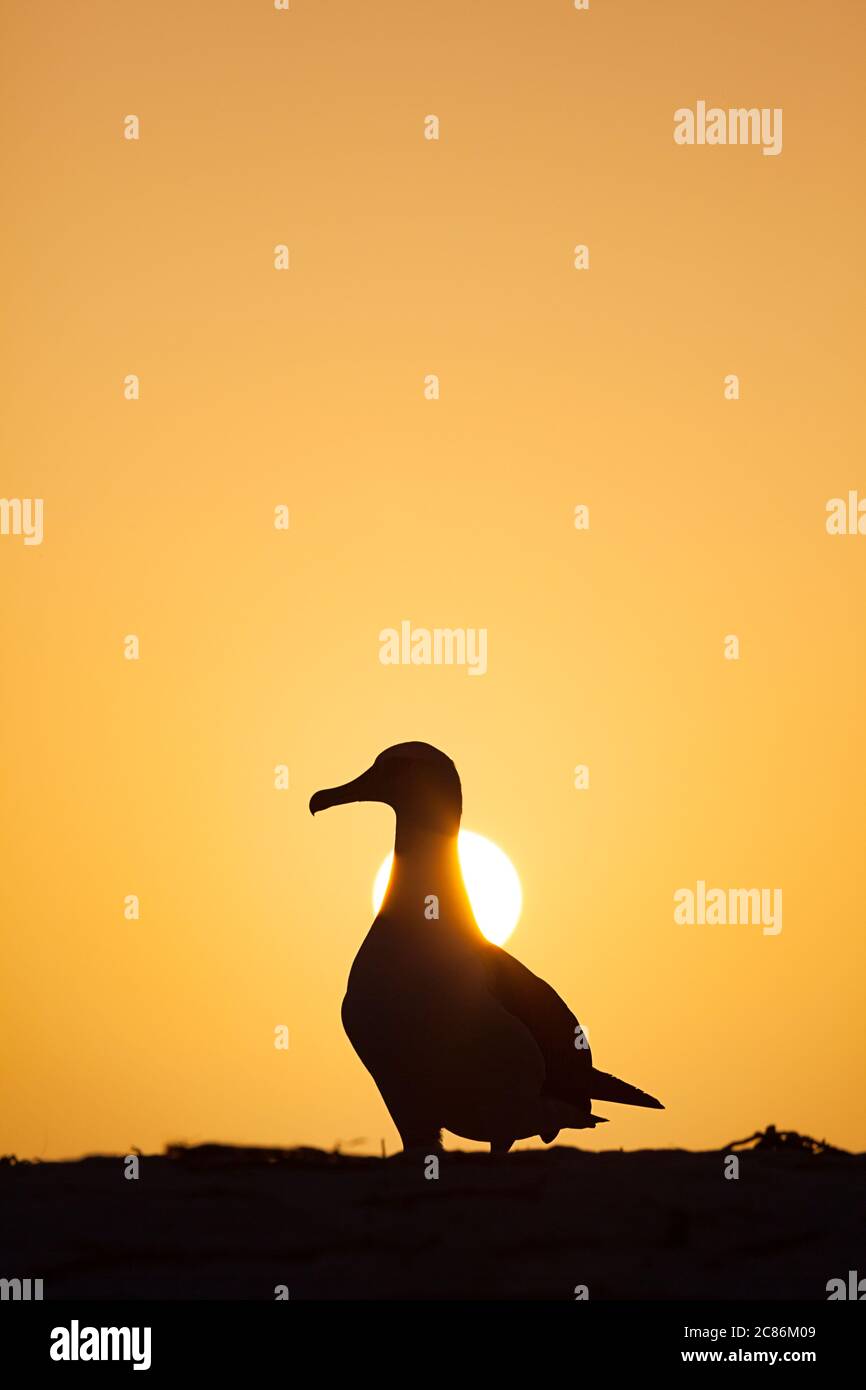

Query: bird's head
[309,742,462,835]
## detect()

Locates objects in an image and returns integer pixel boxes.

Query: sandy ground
[1,1141,862,1300]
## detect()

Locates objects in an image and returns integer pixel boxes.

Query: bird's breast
[341,916,486,1060]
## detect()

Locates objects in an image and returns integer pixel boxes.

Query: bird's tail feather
[588,1067,664,1109]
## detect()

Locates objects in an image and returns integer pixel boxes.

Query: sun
[372,829,522,946]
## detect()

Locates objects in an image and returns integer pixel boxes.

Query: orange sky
[1,0,864,1159]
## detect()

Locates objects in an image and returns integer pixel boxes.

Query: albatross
[310,742,663,1153]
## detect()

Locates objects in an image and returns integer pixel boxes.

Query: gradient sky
[1,0,864,1159]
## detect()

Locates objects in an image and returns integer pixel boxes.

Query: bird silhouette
[310,742,663,1154]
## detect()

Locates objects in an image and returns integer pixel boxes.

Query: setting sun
[372,829,523,946]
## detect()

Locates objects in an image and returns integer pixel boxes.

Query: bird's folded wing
[484,944,664,1112]
[483,944,593,1102]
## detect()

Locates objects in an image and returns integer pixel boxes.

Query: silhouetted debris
[725,1125,849,1156]
[165,1143,372,1169]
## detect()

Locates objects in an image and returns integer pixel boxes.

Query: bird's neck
[386,823,473,922]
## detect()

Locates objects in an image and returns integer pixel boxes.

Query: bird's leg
[490,1137,513,1155]
[394,1125,442,1162]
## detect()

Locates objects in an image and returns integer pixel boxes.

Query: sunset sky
[1,0,864,1160]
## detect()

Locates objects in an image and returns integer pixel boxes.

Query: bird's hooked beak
[309,763,384,816]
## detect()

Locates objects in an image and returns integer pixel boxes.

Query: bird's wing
[483,943,664,1111]
[482,943,593,1105]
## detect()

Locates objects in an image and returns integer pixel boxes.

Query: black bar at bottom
[1,1298,860,1375]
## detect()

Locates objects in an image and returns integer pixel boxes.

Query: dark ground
[2,1131,863,1300]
